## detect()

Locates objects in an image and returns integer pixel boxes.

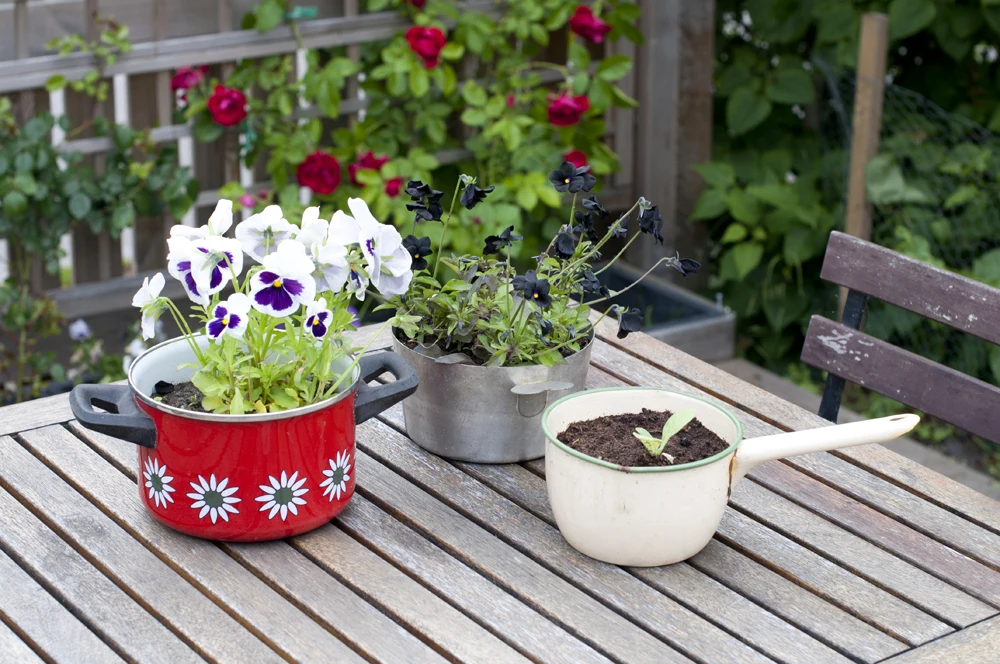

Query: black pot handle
[354,351,419,425]
[70,384,157,449]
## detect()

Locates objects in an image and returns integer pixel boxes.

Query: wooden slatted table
[2,321,999,663]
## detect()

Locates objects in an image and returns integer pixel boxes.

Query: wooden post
[840,13,888,313]
[626,0,714,287]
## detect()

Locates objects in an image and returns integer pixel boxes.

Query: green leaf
[990,346,1000,385]
[610,85,638,108]
[440,42,464,60]
[661,408,696,443]
[2,191,29,217]
[568,41,591,70]
[0,156,8,176]
[721,223,748,244]
[460,108,487,126]
[865,154,931,205]
[690,189,728,220]
[255,0,284,33]
[888,0,936,40]
[14,152,34,173]
[409,67,430,97]
[516,187,538,211]
[462,81,487,107]
[943,184,979,209]
[632,427,666,457]
[112,201,136,231]
[112,124,134,151]
[596,55,633,82]
[193,120,224,143]
[68,192,92,220]
[765,68,814,105]
[192,369,227,397]
[726,84,772,136]
[45,75,67,93]
[972,248,1000,287]
[725,189,761,225]
[692,162,735,189]
[746,184,798,211]
[730,242,764,279]
[783,225,816,266]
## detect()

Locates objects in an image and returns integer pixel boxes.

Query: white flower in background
[249,240,316,317]
[296,206,328,249]
[186,474,241,524]
[327,209,362,247]
[206,293,251,340]
[255,471,308,521]
[320,451,352,501]
[184,235,244,300]
[304,299,332,340]
[235,205,298,261]
[347,197,413,297]
[143,457,175,508]
[169,199,233,240]
[132,272,166,340]
[122,337,147,374]
[68,318,92,341]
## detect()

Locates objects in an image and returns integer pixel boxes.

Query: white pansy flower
[296,206,328,249]
[186,474,241,524]
[235,205,299,261]
[132,273,166,340]
[68,318,92,341]
[255,471,308,521]
[347,197,412,297]
[169,199,233,240]
[320,451,352,501]
[249,240,316,317]
[184,235,244,299]
[304,299,333,340]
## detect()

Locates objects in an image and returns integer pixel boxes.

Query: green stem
[543,306,612,358]
[594,229,642,275]
[324,319,394,397]
[552,199,642,287]
[581,256,675,307]
[432,179,464,281]
[163,299,206,364]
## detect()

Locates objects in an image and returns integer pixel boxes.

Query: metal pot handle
[70,384,157,449]
[355,351,419,425]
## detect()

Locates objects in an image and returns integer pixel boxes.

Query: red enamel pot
[69,336,417,542]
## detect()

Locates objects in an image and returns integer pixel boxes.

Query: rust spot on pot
[726,454,737,501]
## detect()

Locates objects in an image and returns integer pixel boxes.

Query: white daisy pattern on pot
[320,451,352,502]
[186,474,241,524]
[143,458,175,508]
[256,471,308,521]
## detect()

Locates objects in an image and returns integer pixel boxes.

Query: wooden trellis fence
[0,0,713,320]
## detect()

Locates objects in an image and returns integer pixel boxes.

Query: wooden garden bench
[802,231,1000,442]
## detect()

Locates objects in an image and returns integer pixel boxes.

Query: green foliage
[632,408,697,460]
[183,0,641,256]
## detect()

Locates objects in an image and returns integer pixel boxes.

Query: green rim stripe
[541,387,744,473]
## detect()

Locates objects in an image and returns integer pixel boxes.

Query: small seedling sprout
[632,408,697,462]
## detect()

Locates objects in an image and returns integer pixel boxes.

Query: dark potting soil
[557,408,730,468]
[154,381,208,412]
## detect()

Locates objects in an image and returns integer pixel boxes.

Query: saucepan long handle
[731,414,919,487]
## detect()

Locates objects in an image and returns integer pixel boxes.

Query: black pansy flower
[582,195,608,217]
[617,307,643,339]
[405,180,433,201]
[460,183,495,210]
[672,257,701,277]
[512,270,552,307]
[403,235,432,271]
[536,314,554,337]
[638,205,664,244]
[573,211,599,242]
[483,225,522,255]
[548,161,597,193]
[611,213,629,239]
[580,270,610,298]
[554,231,578,258]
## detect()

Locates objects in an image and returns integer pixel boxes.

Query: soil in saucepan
[153,382,208,413]
[557,408,730,468]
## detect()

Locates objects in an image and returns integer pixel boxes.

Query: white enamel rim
[128,335,361,423]
[542,387,744,473]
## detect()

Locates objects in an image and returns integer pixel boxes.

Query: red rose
[568,6,612,44]
[506,94,516,108]
[547,94,590,127]
[406,26,447,69]
[170,66,208,91]
[405,0,427,8]
[297,151,342,196]
[207,85,247,127]
[565,150,588,168]
[348,151,391,186]
[385,177,404,198]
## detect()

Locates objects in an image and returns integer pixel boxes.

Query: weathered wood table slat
[1,323,998,663]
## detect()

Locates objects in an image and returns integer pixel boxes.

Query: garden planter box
[70,335,417,542]
[600,262,735,362]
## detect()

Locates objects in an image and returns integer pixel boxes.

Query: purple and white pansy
[166,235,243,306]
[235,205,299,262]
[169,199,233,240]
[304,300,333,339]
[348,198,413,297]
[206,293,251,340]
[250,240,317,317]
[132,272,166,340]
